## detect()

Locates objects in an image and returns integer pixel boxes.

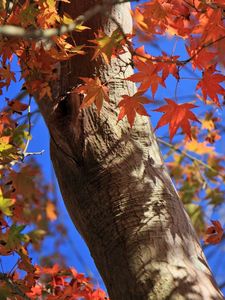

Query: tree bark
[36,1,224,299]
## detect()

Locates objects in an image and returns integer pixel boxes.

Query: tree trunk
[36,1,224,299]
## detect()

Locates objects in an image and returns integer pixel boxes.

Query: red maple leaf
[118,92,152,127]
[155,52,180,81]
[127,60,165,96]
[186,41,216,70]
[205,220,223,244]
[196,66,225,106]
[154,98,200,140]
[193,9,225,44]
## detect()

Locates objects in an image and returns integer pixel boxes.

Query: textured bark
[36,1,224,299]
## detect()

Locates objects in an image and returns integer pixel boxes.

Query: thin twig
[22,150,45,159]
[157,137,218,173]
[0,0,137,39]
[132,35,225,67]
[180,35,225,65]
[0,273,31,300]
[23,95,32,156]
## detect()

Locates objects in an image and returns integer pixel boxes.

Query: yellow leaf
[75,24,90,32]
[0,188,15,216]
[202,120,215,130]
[185,139,214,155]
[62,13,74,25]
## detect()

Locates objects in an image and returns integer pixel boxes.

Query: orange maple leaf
[196,66,225,106]
[127,60,165,96]
[49,36,85,60]
[133,1,168,36]
[90,29,129,64]
[205,220,223,244]
[118,92,151,127]
[75,77,109,113]
[154,98,200,140]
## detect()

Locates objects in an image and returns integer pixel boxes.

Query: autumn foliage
[0,0,225,298]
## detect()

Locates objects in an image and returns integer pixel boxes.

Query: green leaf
[7,224,28,249]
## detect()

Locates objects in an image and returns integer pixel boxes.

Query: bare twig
[23,95,32,156]
[0,0,137,39]
[0,272,31,300]
[132,35,225,67]
[157,137,218,173]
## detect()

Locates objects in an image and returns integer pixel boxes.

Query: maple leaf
[44,36,86,62]
[155,52,180,81]
[8,99,28,114]
[118,92,151,127]
[154,98,200,140]
[0,224,29,255]
[133,1,168,36]
[0,64,16,89]
[186,42,216,70]
[75,77,109,113]
[196,66,225,106]
[90,29,129,64]
[205,220,223,244]
[193,9,225,44]
[127,60,165,96]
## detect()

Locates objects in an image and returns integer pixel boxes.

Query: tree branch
[157,137,218,173]
[0,0,137,39]
[0,273,31,300]
[132,35,225,67]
